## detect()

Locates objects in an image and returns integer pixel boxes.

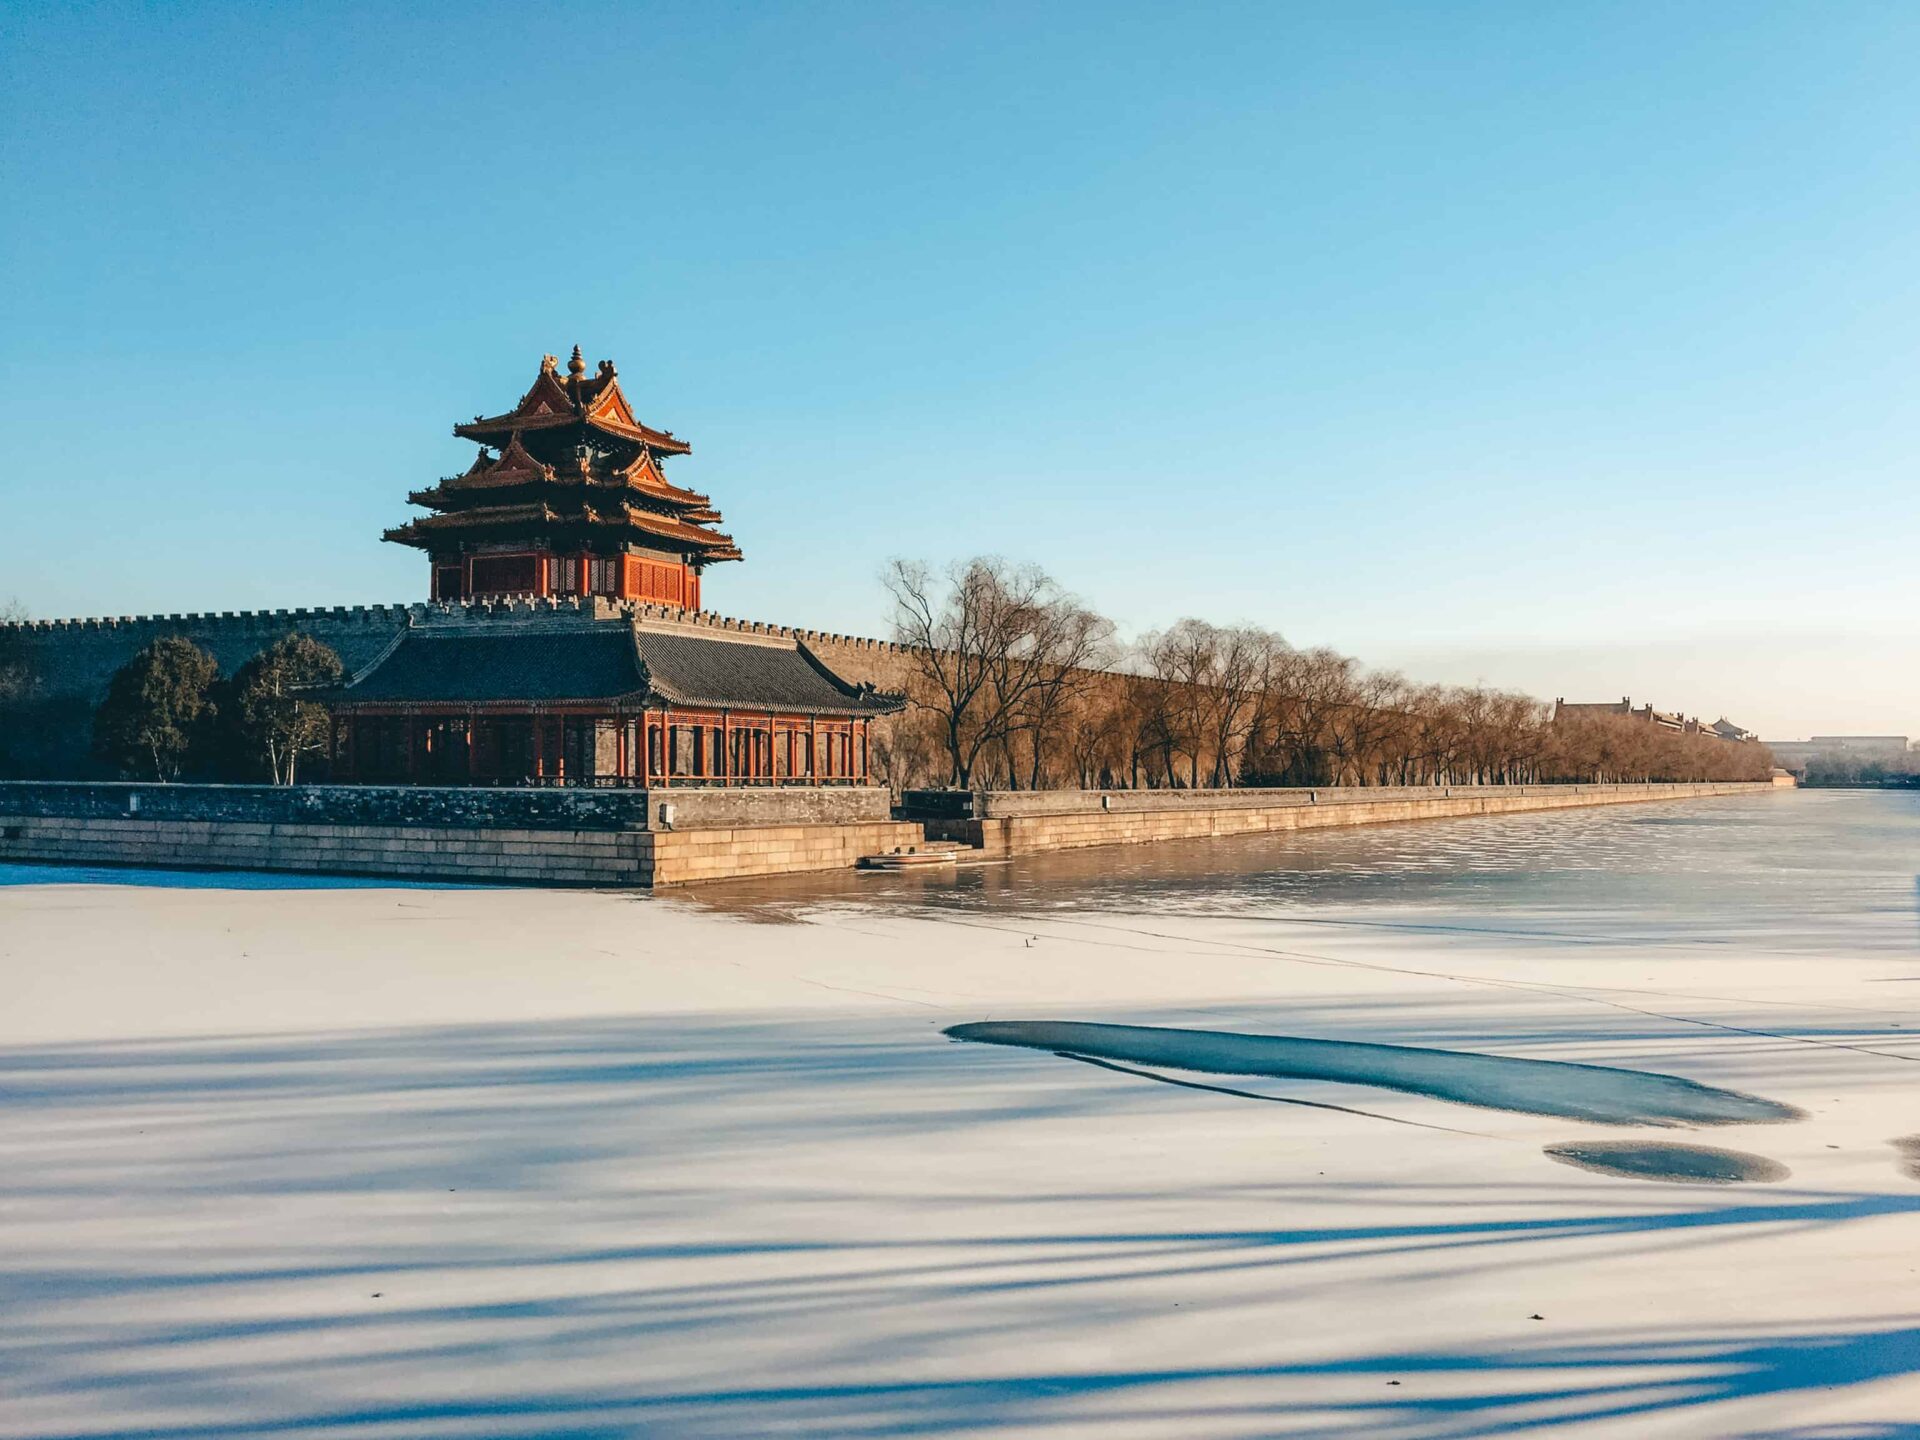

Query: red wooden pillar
[406,713,420,784]
[466,712,478,783]
[720,709,731,786]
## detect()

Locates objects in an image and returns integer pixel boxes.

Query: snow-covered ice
[2,790,1917,1438]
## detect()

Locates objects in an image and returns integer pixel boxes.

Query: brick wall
[0,595,918,779]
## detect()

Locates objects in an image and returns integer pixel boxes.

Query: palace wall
[0,597,917,779]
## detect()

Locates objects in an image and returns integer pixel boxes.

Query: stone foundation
[0,781,1776,889]
[0,811,923,888]
[648,821,923,886]
[925,782,1774,857]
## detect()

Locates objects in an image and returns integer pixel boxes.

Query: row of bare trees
[882,557,1773,792]
[884,559,1114,788]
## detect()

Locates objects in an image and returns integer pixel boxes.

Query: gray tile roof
[334,629,646,704]
[331,622,902,715]
[633,628,901,714]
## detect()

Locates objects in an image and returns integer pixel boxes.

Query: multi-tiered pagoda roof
[383,347,741,572]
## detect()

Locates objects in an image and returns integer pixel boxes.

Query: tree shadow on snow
[2,1013,1918,1438]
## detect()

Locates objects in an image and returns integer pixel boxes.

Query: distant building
[1809,735,1912,760]
[1765,736,1915,774]
[1551,697,1726,738]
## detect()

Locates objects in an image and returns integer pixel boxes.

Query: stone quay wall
[0,781,911,888]
[0,813,657,886]
[0,779,1775,888]
[0,810,922,888]
[648,820,923,887]
[920,781,1774,856]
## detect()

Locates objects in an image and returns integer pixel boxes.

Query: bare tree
[885,557,1112,789]
[1138,620,1282,787]
[878,557,1772,793]
[1000,597,1113,789]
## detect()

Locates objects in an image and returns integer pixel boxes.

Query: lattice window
[470,554,538,594]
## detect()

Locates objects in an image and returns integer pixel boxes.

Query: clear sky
[4,2,1915,739]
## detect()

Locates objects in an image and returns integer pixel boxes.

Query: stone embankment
[0,783,917,888]
[0,781,1774,888]
[908,782,1775,858]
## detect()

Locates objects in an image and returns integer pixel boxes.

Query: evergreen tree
[93,636,220,781]
[230,633,344,784]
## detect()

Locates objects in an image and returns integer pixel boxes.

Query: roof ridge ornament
[568,345,586,378]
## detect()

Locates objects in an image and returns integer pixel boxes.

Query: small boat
[858,845,961,871]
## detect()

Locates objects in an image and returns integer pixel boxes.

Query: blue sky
[4,2,1915,737]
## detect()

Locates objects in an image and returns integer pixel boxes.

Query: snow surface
[2,792,1918,1438]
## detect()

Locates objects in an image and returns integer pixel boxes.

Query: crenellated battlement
[0,594,913,653]
[0,593,917,779]
[4,603,427,635]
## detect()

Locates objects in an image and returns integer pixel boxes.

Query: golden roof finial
[568,345,586,378]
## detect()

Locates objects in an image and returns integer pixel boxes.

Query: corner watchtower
[383,347,741,609]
